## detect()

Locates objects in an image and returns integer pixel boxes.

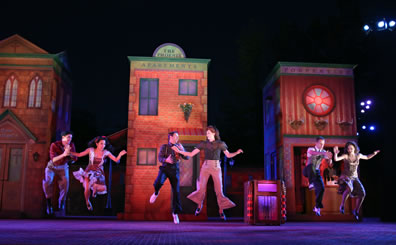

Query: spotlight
[366,100,372,105]
[360,102,365,106]
[366,105,370,109]
[363,25,370,31]
[362,125,366,130]
[389,20,396,30]
[377,20,387,31]
[361,109,365,113]
[369,126,375,131]
[357,132,359,136]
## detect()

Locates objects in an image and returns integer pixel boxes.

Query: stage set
[0,34,366,224]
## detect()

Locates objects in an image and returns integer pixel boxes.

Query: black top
[196,140,228,160]
[158,143,188,166]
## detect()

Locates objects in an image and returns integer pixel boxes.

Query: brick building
[262,62,357,220]
[123,43,210,221]
[0,34,72,218]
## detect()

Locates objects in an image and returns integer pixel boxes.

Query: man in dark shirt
[149,131,188,224]
[42,131,77,215]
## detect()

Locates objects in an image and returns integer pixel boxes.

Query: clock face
[303,85,335,116]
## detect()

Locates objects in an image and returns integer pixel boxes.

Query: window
[3,75,18,107]
[179,79,197,96]
[28,76,43,108]
[137,148,157,165]
[139,78,158,115]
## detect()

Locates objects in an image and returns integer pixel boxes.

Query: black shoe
[352,210,359,221]
[195,208,201,216]
[59,202,65,211]
[46,203,53,215]
[46,199,53,215]
[339,206,345,214]
[220,213,226,221]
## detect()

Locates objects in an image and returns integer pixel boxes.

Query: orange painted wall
[280,75,356,136]
[124,64,208,220]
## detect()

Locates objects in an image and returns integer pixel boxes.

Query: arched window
[28,76,43,108]
[3,75,18,107]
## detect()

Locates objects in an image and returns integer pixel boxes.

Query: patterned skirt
[73,165,107,195]
[337,175,366,198]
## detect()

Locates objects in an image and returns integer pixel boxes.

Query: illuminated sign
[153,43,186,58]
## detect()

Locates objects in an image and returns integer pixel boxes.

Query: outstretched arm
[173,147,200,157]
[333,146,346,162]
[107,150,127,163]
[308,148,332,159]
[223,149,243,158]
[70,148,91,158]
[360,150,380,160]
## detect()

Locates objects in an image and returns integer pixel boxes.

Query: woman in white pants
[174,126,243,220]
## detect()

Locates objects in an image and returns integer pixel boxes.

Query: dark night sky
[2,1,395,152]
[2,1,396,218]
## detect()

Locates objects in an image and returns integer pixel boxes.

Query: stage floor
[0,218,395,245]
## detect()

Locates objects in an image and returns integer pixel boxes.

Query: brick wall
[124,66,208,220]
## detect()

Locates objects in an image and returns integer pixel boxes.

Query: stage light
[366,105,370,109]
[369,126,375,131]
[366,100,372,105]
[389,20,395,30]
[361,109,365,113]
[362,125,366,130]
[363,25,370,31]
[377,20,387,31]
[360,102,365,106]
[357,132,359,136]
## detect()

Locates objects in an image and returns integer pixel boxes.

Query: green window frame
[179,79,198,96]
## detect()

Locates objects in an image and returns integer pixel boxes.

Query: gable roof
[0,34,48,54]
[0,109,37,141]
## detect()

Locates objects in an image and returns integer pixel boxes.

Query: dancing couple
[150,126,243,224]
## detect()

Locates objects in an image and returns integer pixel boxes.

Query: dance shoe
[46,203,54,216]
[352,210,359,221]
[86,201,93,211]
[339,206,345,214]
[195,208,201,216]
[149,192,159,204]
[172,213,179,224]
[220,213,227,221]
[313,207,321,216]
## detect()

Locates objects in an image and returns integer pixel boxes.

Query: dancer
[302,136,332,216]
[333,142,379,220]
[175,126,243,220]
[149,131,188,224]
[42,131,77,215]
[71,136,127,211]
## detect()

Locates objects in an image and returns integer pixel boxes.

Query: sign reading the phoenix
[153,43,186,58]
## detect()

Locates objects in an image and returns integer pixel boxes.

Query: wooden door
[0,144,25,212]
